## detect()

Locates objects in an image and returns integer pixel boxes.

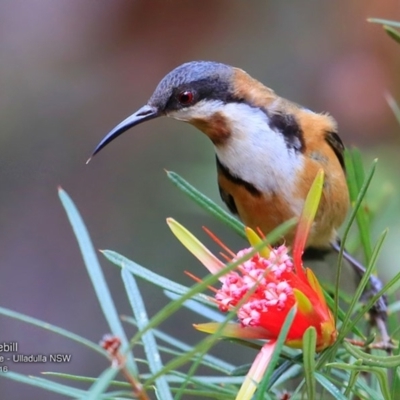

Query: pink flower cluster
[216,246,296,328]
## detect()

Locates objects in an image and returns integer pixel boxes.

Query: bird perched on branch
[89,61,389,344]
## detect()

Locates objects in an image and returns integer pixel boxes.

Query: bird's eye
[177,91,194,106]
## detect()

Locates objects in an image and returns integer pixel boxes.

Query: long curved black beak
[87,104,159,163]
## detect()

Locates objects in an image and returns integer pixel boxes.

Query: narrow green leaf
[318,229,387,368]
[339,229,387,340]
[314,373,348,400]
[266,355,303,389]
[349,148,365,193]
[173,353,214,400]
[302,327,316,400]
[344,360,362,398]
[391,355,400,399]
[168,371,237,398]
[0,372,86,397]
[0,306,105,356]
[345,150,373,262]
[344,341,400,368]
[103,391,136,398]
[368,18,400,28]
[330,367,383,400]
[366,367,392,400]
[121,315,235,374]
[146,320,235,373]
[102,250,196,298]
[166,171,246,238]
[121,267,172,400]
[334,156,377,321]
[354,149,366,188]
[327,363,391,400]
[85,367,119,400]
[346,269,400,341]
[255,306,296,397]
[384,25,400,43]
[323,291,365,339]
[164,290,224,323]
[384,271,400,296]
[145,314,238,389]
[58,188,136,373]
[172,295,259,398]
[391,334,400,398]
[42,372,127,388]
[43,371,245,386]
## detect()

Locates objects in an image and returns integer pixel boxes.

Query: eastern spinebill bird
[89,61,388,338]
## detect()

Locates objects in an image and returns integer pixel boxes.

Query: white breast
[214,102,303,194]
[168,100,304,195]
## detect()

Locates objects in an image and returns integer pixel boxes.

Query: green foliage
[2,154,400,399]
[302,327,317,400]
[166,170,246,238]
[343,149,374,263]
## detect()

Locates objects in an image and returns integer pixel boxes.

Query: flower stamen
[203,226,236,257]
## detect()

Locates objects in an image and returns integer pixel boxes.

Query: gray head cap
[148,61,235,111]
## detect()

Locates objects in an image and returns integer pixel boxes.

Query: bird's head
[89,61,249,159]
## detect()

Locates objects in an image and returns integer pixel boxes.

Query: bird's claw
[331,241,392,351]
[360,285,388,316]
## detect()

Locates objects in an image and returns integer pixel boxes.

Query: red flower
[167,169,336,399]
[210,244,336,350]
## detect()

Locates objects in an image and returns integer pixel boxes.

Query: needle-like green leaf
[166,171,246,238]
[1,372,86,397]
[0,306,105,356]
[368,18,400,28]
[85,367,120,400]
[384,25,400,44]
[58,188,136,373]
[121,268,172,399]
[302,327,317,400]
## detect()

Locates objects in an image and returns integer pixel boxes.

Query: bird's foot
[361,279,393,353]
[330,241,392,352]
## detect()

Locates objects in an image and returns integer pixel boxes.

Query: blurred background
[1,1,399,398]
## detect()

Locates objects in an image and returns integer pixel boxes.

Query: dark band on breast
[216,156,262,196]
